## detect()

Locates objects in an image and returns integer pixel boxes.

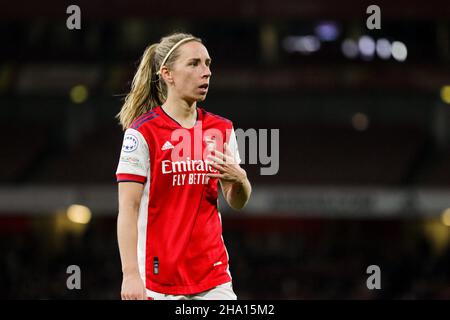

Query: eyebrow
[188,58,212,63]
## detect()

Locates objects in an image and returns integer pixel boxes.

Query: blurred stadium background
[1,0,450,299]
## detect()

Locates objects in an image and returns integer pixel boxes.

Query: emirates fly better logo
[161,121,279,187]
[162,130,222,186]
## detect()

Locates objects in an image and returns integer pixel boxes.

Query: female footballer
[116,33,252,300]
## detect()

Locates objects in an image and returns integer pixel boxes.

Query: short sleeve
[227,127,241,165]
[116,128,150,184]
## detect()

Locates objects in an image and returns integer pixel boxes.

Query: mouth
[198,83,209,94]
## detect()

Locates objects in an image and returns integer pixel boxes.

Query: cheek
[177,72,195,91]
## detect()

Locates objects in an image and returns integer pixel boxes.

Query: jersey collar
[156,105,203,129]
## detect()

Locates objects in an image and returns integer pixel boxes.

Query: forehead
[176,41,210,60]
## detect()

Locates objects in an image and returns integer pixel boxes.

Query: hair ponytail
[117,43,162,130]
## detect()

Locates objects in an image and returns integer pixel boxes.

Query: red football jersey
[116,106,241,295]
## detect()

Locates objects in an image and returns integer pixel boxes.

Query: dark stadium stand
[0,216,448,299]
[28,126,123,184]
[0,126,50,183]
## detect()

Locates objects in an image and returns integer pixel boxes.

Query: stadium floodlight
[282,36,321,54]
[391,41,408,62]
[315,21,341,42]
[442,209,450,227]
[376,38,392,60]
[440,86,450,104]
[358,35,376,60]
[67,204,92,224]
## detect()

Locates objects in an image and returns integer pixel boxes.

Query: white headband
[156,37,195,76]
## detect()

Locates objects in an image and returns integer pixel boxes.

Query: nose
[202,64,211,78]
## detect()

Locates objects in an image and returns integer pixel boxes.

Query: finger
[128,293,138,300]
[207,173,224,179]
[207,155,225,165]
[212,149,226,161]
[208,162,221,170]
[223,142,237,163]
[209,154,235,167]
[214,146,235,164]
[224,155,237,165]
[213,146,228,162]
[208,161,225,172]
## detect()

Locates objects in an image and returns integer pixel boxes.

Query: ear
[160,67,174,84]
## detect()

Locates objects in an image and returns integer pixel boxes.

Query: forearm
[227,177,252,210]
[117,205,140,276]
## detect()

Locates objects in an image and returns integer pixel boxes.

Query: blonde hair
[117,32,202,130]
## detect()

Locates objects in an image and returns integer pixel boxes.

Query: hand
[206,142,247,184]
[121,273,146,300]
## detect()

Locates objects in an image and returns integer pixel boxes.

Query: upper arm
[118,182,144,211]
[116,128,149,211]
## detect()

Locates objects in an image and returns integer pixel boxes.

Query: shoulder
[129,108,161,131]
[201,108,234,128]
[124,109,162,148]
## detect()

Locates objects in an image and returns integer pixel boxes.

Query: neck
[161,96,198,127]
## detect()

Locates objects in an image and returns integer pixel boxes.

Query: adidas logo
[161,141,174,150]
